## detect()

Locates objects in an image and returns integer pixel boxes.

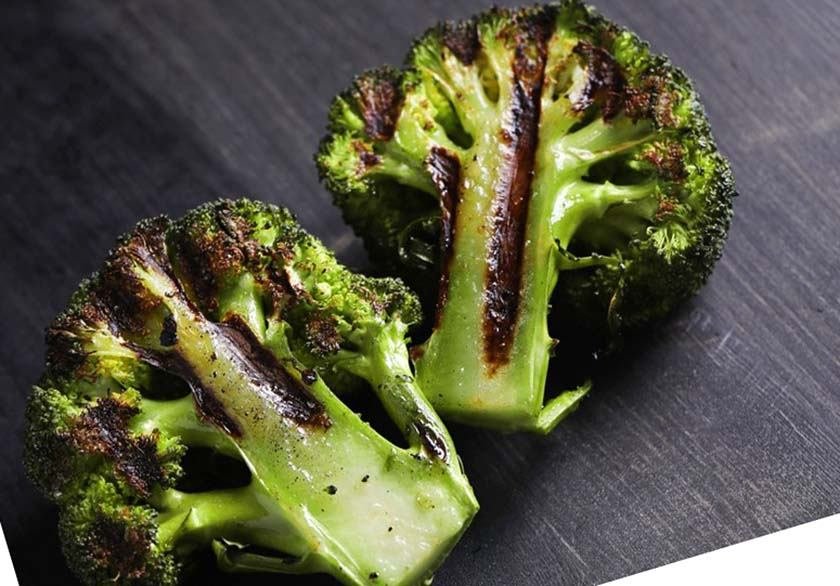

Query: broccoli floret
[317,1,736,432]
[25,200,477,585]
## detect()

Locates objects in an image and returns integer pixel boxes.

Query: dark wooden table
[2,1,839,584]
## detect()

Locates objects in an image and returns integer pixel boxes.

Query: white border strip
[0,523,19,586]
[603,514,840,585]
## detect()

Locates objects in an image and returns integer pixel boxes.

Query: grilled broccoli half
[24,199,477,585]
[317,1,736,432]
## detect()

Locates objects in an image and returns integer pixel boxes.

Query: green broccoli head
[170,199,422,394]
[317,1,735,431]
[25,199,476,585]
[58,477,178,586]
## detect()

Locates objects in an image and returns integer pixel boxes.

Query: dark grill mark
[220,315,331,429]
[355,72,402,141]
[170,232,227,315]
[425,147,462,329]
[571,41,626,121]
[442,20,480,65]
[45,316,88,378]
[97,208,329,441]
[133,347,244,439]
[191,379,243,438]
[100,218,173,335]
[134,313,332,436]
[415,419,448,461]
[65,396,166,497]
[170,204,257,315]
[482,14,552,371]
[159,313,177,346]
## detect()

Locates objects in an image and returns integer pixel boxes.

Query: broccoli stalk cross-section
[25,200,477,585]
[317,1,735,432]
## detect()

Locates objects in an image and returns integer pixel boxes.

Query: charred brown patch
[482,12,552,371]
[441,20,480,65]
[570,42,681,127]
[221,315,331,428]
[643,142,686,182]
[172,204,305,320]
[47,299,139,387]
[171,235,223,314]
[414,419,448,461]
[172,205,259,314]
[159,314,177,347]
[258,268,296,318]
[99,218,172,336]
[655,198,679,221]
[353,139,381,171]
[137,312,331,436]
[571,41,627,121]
[64,396,166,497]
[409,345,425,363]
[425,147,461,329]
[354,73,403,141]
[45,314,90,379]
[85,513,155,580]
[624,75,677,127]
[303,314,343,356]
[352,281,398,317]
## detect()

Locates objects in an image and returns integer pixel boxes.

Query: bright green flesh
[132,256,477,585]
[410,30,647,432]
[322,8,731,433]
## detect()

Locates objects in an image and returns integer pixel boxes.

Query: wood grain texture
[1,1,839,584]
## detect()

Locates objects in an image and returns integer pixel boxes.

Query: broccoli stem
[374,151,436,195]
[341,321,462,461]
[413,90,659,431]
[217,274,266,341]
[417,60,492,134]
[128,256,477,585]
[555,117,655,161]
[131,395,240,460]
[551,179,659,248]
[154,484,313,563]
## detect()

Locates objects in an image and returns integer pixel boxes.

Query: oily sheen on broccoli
[24,199,477,585]
[317,1,736,432]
